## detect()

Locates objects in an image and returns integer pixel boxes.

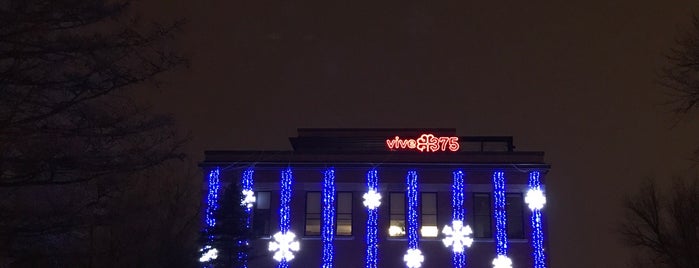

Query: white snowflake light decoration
[241,189,256,209]
[403,248,424,268]
[442,220,474,253]
[492,255,512,268]
[525,188,546,210]
[363,189,382,209]
[268,231,300,262]
[198,245,218,262]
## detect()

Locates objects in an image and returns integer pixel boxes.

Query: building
[199,128,549,268]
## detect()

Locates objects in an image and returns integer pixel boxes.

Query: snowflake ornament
[525,188,546,210]
[492,255,512,268]
[363,189,382,209]
[198,245,218,262]
[442,220,474,253]
[241,189,256,209]
[268,231,300,262]
[403,248,424,268]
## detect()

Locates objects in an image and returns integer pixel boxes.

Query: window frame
[336,191,353,236]
[472,192,493,239]
[388,191,407,237]
[304,191,322,236]
[252,191,272,237]
[506,192,525,239]
[420,192,439,238]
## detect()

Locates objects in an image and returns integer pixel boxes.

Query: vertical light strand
[278,168,294,268]
[452,170,466,268]
[322,168,336,268]
[407,170,420,249]
[239,167,255,268]
[201,167,220,267]
[528,171,547,268]
[403,170,424,268]
[492,171,510,267]
[365,169,380,268]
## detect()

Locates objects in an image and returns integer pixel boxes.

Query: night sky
[139,1,699,267]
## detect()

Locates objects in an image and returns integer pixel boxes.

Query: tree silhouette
[618,178,699,268]
[0,0,190,266]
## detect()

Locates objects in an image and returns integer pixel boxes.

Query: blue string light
[322,168,336,268]
[365,169,380,268]
[205,167,220,239]
[529,171,547,268]
[493,171,508,256]
[278,168,294,268]
[202,167,220,267]
[239,167,255,268]
[452,170,466,268]
[407,170,420,250]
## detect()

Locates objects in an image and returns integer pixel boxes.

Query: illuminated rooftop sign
[386,134,460,152]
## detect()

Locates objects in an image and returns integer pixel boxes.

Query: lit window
[253,191,271,236]
[337,192,352,236]
[420,192,438,237]
[506,193,525,239]
[305,192,321,236]
[389,192,406,237]
[473,193,492,238]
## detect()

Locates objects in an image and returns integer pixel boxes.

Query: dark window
[252,191,271,236]
[389,192,406,237]
[473,193,492,238]
[420,192,438,237]
[337,192,352,236]
[305,192,321,236]
[506,193,525,239]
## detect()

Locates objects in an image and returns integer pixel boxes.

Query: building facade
[200,129,549,268]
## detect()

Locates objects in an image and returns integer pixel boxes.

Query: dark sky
[139,1,699,267]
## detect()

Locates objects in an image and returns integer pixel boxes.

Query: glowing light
[529,171,548,268]
[405,170,422,267]
[268,231,300,262]
[365,169,380,268]
[204,168,220,231]
[493,171,509,257]
[492,255,513,268]
[403,248,424,268]
[525,188,546,211]
[199,245,218,262]
[270,168,296,267]
[363,190,382,209]
[202,167,220,267]
[389,225,406,236]
[322,168,336,268]
[241,189,256,209]
[386,134,460,152]
[449,170,467,267]
[240,167,255,268]
[442,220,474,253]
[420,226,439,237]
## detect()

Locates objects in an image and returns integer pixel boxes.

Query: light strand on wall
[403,170,424,268]
[322,168,336,268]
[364,169,380,268]
[239,167,255,268]
[451,170,467,268]
[269,168,299,268]
[201,167,220,266]
[492,171,511,268]
[528,171,547,268]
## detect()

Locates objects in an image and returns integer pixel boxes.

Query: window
[506,193,525,239]
[337,192,352,236]
[252,191,271,236]
[473,193,492,238]
[389,192,406,237]
[420,192,438,237]
[305,192,321,236]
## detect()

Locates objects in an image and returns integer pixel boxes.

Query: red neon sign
[386,134,460,152]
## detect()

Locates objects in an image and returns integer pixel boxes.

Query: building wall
[213,166,547,268]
